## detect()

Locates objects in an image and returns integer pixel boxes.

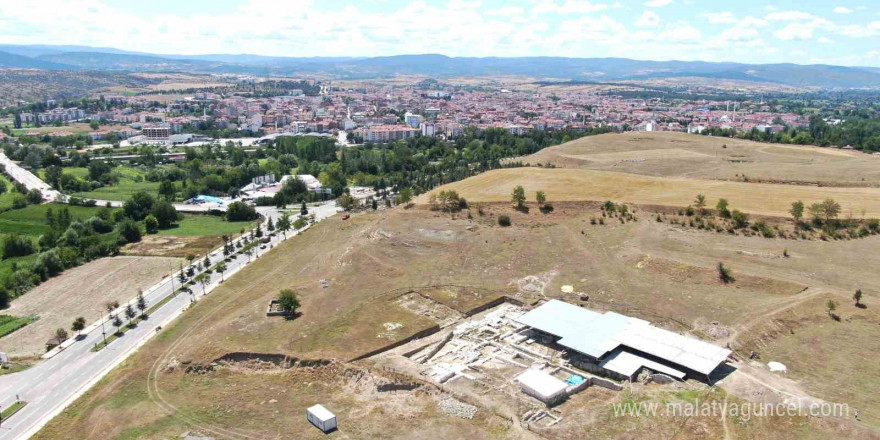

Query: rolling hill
[0,44,878,88]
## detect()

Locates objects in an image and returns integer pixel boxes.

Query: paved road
[0,202,338,440]
[0,154,61,202]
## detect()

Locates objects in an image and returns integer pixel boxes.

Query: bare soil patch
[0,256,180,356]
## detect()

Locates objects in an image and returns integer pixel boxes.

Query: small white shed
[307,404,337,432]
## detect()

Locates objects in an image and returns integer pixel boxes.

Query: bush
[718,262,735,284]
[144,215,159,234]
[2,234,36,259]
[151,200,179,229]
[498,215,511,227]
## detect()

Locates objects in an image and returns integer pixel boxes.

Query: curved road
[0,193,337,439]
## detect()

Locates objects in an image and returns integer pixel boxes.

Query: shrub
[498,215,511,227]
[718,262,735,284]
[117,219,142,244]
[144,215,159,234]
[226,201,258,221]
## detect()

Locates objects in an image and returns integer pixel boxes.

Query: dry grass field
[517,131,880,186]
[0,256,180,357]
[34,203,880,439]
[419,167,880,218]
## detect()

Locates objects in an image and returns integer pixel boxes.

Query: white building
[515,369,569,405]
[404,112,422,128]
[420,121,435,137]
[306,405,337,433]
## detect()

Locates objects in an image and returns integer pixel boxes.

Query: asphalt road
[0,202,338,440]
[0,154,61,202]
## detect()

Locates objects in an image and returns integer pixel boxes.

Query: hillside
[517,131,880,187]
[0,44,878,87]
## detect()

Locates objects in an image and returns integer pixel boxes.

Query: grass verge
[0,315,39,338]
[0,400,26,420]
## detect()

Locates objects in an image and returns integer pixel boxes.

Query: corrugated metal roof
[515,300,731,376]
[599,348,686,379]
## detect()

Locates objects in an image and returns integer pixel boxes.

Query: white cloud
[485,6,524,17]
[817,36,834,43]
[833,7,853,14]
[765,11,815,21]
[835,21,880,37]
[635,11,660,27]
[739,17,769,28]
[703,12,737,24]
[643,0,672,7]
[764,5,777,11]
[773,19,830,40]
[534,0,608,14]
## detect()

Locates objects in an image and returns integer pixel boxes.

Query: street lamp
[96,309,107,345]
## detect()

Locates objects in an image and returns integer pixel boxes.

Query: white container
[307,404,337,432]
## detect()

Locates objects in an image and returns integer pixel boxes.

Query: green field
[0,175,18,210]
[157,214,256,236]
[0,314,38,338]
[71,167,160,201]
[0,203,118,238]
[38,167,89,180]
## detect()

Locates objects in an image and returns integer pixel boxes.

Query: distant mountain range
[0,44,879,89]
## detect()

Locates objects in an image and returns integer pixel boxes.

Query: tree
[255,224,263,238]
[826,299,837,317]
[144,215,159,234]
[716,198,730,217]
[300,200,308,216]
[89,120,100,130]
[123,191,155,221]
[111,314,123,334]
[244,246,254,262]
[266,216,275,232]
[337,193,355,211]
[397,187,413,205]
[44,166,64,189]
[13,112,21,129]
[124,303,136,325]
[105,300,120,314]
[226,201,258,221]
[71,316,86,335]
[194,273,210,295]
[151,200,178,229]
[277,289,300,315]
[694,194,706,214]
[511,185,526,209]
[177,262,187,284]
[2,234,36,259]
[820,198,841,222]
[853,289,863,307]
[536,191,546,204]
[136,290,147,317]
[158,180,176,201]
[215,262,227,282]
[54,328,69,341]
[277,213,292,238]
[117,219,142,243]
[790,200,805,224]
[718,262,735,284]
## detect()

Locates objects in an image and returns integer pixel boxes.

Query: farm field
[0,256,180,357]
[156,214,256,237]
[34,204,880,439]
[0,203,117,238]
[516,131,880,186]
[70,166,160,201]
[419,167,880,218]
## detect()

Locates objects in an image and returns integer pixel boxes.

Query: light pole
[97,309,106,345]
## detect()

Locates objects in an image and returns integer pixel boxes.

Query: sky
[0,0,878,66]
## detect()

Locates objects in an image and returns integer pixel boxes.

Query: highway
[0,202,338,440]
[0,154,61,202]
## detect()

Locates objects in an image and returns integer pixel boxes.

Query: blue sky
[0,0,878,66]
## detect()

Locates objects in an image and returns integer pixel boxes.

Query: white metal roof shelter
[515,300,731,377]
[515,369,569,404]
